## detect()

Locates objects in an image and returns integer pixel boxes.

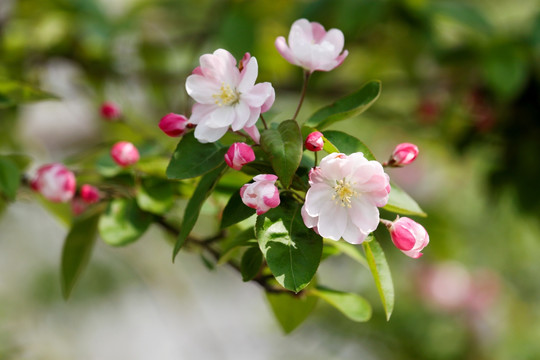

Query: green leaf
[166,132,227,180]
[220,189,255,229]
[310,286,372,322]
[172,163,227,260]
[0,80,58,108]
[384,182,427,217]
[305,80,381,130]
[430,2,493,34]
[96,154,123,178]
[3,154,32,172]
[322,130,376,159]
[256,202,323,293]
[136,177,174,215]
[363,237,394,321]
[324,238,369,269]
[260,120,303,188]
[38,197,73,226]
[482,45,527,100]
[61,207,103,299]
[98,198,152,246]
[266,292,318,333]
[218,227,257,264]
[240,246,263,282]
[0,156,21,200]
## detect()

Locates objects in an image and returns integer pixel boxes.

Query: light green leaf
[220,188,255,229]
[218,227,257,264]
[324,238,369,269]
[172,163,227,260]
[0,156,21,200]
[363,237,394,320]
[430,2,493,34]
[310,286,372,322]
[305,80,381,129]
[98,198,152,246]
[240,246,263,282]
[166,132,227,180]
[322,130,376,159]
[260,120,303,188]
[384,182,427,217]
[0,80,58,108]
[266,292,318,333]
[61,206,103,299]
[256,202,323,293]
[136,177,174,215]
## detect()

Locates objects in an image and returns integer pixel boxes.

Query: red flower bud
[388,217,429,258]
[100,101,121,121]
[305,131,324,152]
[159,113,189,137]
[111,141,139,167]
[391,143,418,165]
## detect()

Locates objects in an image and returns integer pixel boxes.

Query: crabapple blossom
[224,142,255,171]
[305,131,324,151]
[185,49,275,143]
[111,141,139,167]
[159,113,189,137]
[80,184,100,204]
[301,152,390,244]
[388,216,429,258]
[31,163,76,203]
[240,174,280,215]
[390,143,419,166]
[100,101,121,120]
[275,19,348,73]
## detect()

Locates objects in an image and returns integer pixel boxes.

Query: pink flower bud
[80,184,100,204]
[388,217,429,258]
[391,143,419,165]
[240,174,280,215]
[305,131,324,151]
[31,163,76,203]
[100,101,121,120]
[159,113,189,137]
[111,141,140,167]
[224,142,255,170]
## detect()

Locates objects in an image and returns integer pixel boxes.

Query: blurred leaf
[136,156,170,177]
[3,154,32,171]
[173,164,227,261]
[61,206,103,299]
[363,237,394,320]
[240,246,263,282]
[166,132,227,180]
[39,197,73,226]
[256,202,322,293]
[325,237,370,269]
[0,80,58,108]
[384,182,427,217]
[96,153,123,177]
[260,120,303,188]
[98,198,152,246]
[322,130,376,159]
[136,177,174,215]
[200,253,216,270]
[0,156,21,200]
[220,188,255,229]
[321,243,341,261]
[218,227,256,264]
[266,292,318,334]
[430,2,493,34]
[310,286,372,322]
[305,80,381,129]
[482,45,528,100]
[218,7,255,59]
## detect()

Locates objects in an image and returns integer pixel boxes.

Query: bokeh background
[2,0,540,358]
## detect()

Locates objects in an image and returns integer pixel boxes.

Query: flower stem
[314,151,318,168]
[292,70,311,122]
[260,114,268,130]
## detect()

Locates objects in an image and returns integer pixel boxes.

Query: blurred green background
[1,0,540,358]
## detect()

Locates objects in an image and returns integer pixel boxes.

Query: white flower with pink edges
[31,163,76,203]
[240,174,280,215]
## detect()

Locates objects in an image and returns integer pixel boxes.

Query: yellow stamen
[332,179,357,208]
[212,83,239,106]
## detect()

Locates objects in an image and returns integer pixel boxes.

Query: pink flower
[390,143,419,166]
[31,163,76,203]
[80,184,100,204]
[275,19,348,73]
[305,131,324,151]
[224,142,255,170]
[111,141,140,167]
[185,49,275,143]
[159,113,189,137]
[301,153,390,244]
[100,101,121,120]
[388,216,429,258]
[240,174,280,215]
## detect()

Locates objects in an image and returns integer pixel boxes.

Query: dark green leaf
[256,203,323,293]
[0,80,58,108]
[311,286,372,322]
[482,45,527,100]
[4,154,32,171]
[363,237,394,320]
[305,80,381,129]
[136,177,174,215]
[240,246,263,282]
[260,120,303,188]
[173,163,227,260]
[61,207,103,299]
[200,253,216,270]
[322,130,376,160]
[220,189,255,229]
[266,292,318,333]
[0,156,21,200]
[384,182,427,217]
[98,198,152,246]
[166,132,227,180]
